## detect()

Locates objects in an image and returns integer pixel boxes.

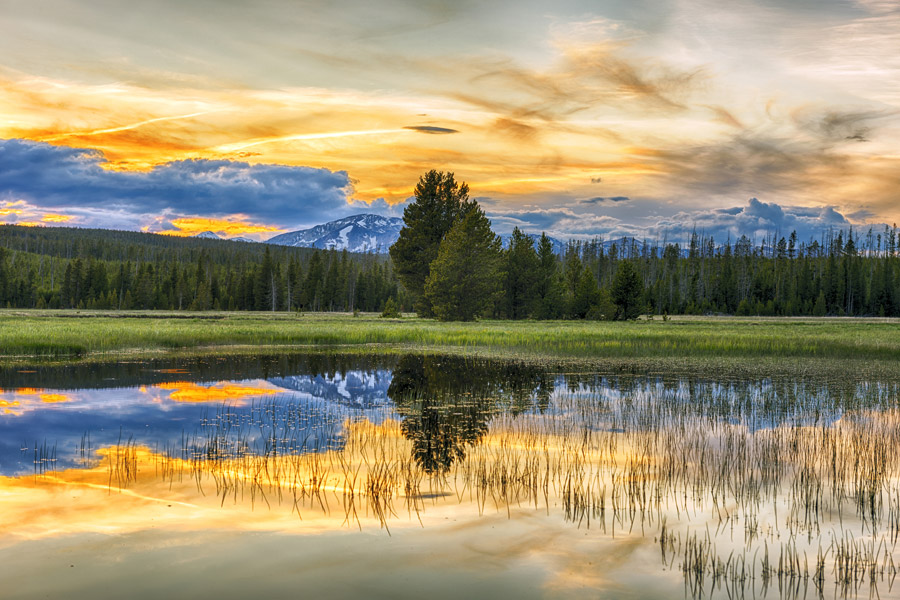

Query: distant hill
[191,231,256,243]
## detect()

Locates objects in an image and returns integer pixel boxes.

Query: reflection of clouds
[155,381,283,404]
[0,380,282,416]
[0,388,73,415]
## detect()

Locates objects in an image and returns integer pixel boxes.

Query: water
[1,353,898,599]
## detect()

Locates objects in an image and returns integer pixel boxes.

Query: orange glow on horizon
[40,214,74,223]
[158,217,284,238]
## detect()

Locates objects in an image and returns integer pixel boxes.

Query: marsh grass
[2,310,900,367]
[79,374,900,599]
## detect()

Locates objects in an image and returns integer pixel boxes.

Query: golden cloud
[159,217,284,238]
[155,381,283,404]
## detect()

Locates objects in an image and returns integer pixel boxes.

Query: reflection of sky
[2,364,883,476]
[0,372,395,476]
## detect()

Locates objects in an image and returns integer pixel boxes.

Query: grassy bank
[1,310,899,366]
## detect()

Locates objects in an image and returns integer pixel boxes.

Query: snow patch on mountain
[265,212,569,254]
[266,213,404,253]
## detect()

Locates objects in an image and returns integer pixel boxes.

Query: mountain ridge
[265,213,567,254]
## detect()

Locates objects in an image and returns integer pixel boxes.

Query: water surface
[2,353,898,599]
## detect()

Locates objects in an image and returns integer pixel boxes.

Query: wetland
[2,350,900,598]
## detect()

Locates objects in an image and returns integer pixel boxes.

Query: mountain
[194,231,257,243]
[266,213,403,253]
[268,370,393,411]
[266,213,568,254]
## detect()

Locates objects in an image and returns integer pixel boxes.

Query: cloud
[581,196,630,204]
[645,198,886,244]
[0,138,355,229]
[791,107,894,143]
[488,197,892,244]
[403,125,459,134]
[349,196,413,218]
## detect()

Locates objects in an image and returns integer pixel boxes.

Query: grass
[1,309,900,366]
[87,375,900,598]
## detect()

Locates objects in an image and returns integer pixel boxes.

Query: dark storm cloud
[403,125,460,134]
[0,139,354,225]
[581,196,630,204]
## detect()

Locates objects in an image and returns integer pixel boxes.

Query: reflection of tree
[388,355,555,473]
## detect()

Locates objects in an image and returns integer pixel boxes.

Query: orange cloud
[39,393,71,403]
[156,381,282,404]
[159,217,284,238]
[40,214,74,223]
[0,389,71,415]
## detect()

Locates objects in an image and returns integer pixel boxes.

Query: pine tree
[503,227,539,319]
[571,266,600,319]
[534,234,564,319]
[610,260,644,320]
[390,170,471,316]
[424,204,502,321]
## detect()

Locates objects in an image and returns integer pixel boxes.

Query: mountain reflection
[1,352,886,478]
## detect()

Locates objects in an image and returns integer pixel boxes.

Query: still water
[1,354,898,599]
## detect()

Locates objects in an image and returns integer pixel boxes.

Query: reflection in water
[388,355,555,473]
[2,354,900,599]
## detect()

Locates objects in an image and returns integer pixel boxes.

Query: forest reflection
[388,355,555,473]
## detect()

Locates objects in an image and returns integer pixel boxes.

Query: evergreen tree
[534,234,564,319]
[571,266,600,319]
[503,227,539,319]
[390,170,471,316]
[610,260,644,320]
[424,204,502,321]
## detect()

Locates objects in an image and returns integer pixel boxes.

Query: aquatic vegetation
[5,354,900,598]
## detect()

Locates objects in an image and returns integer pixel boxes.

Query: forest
[0,224,399,312]
[1,220,898,319]
[0,167,898,320]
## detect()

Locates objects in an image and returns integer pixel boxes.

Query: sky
[0,0,897,242]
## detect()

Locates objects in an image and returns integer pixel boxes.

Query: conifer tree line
[1,170,899,319]
[0,225,400,311]
[392,171,900,321]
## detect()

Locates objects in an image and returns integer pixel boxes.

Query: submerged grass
[81,376,900,599]
[1,310,900,366]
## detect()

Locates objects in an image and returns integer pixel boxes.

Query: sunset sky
[1,0,897,241]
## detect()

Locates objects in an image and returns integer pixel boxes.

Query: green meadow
[2,310,899,369]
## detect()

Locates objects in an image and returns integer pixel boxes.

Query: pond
[1,353,898,599]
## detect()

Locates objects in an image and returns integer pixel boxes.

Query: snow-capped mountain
[267,370,394,410]
[193,231,257,243]
[266,213,403,253]
[265,213,569,254]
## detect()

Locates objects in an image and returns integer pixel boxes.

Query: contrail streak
[213,129,406,153]
[39,110,217,141]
